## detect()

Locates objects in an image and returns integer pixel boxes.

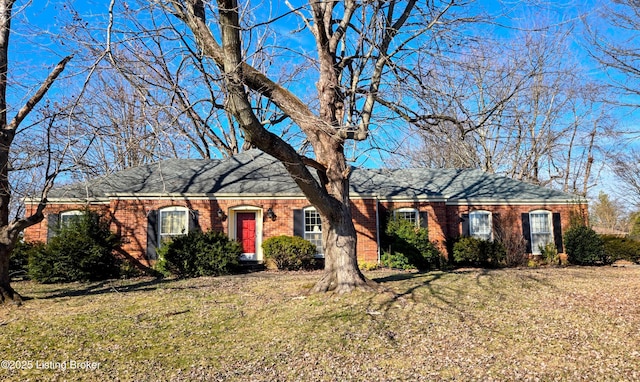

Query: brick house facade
[24,151,586,267]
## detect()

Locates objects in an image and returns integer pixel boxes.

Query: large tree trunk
[310,138,375,293]
[0,131,20,304]
[0,135,20,304]
[0,241,21,305]
[312,202,375,293]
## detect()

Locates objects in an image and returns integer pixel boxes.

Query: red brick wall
[446,203,587,262]
[23,198,588,266]
[447,203,584,243]
[23,203,111,243]
[350,198,379,263]
[24,197,383,266]
[376,200,587,260]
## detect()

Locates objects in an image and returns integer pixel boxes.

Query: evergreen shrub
[601,235,640,264]
[262,235,317,271]
[9,240,43,279]
[382,217,441,270]
[565,225,608,265]
[452,237,506,267]
[28,210,121,283]
[161,230,242,277]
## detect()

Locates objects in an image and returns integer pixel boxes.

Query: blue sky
[9,0,639,204]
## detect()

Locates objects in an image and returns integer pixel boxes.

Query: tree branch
[6,55,73,132]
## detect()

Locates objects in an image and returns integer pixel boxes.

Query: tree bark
[312,203,376,293]
[0,235,21,305]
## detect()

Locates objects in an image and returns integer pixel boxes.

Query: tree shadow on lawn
[22,277,186,301]
[369,267,555,318]
[371,270,446,306]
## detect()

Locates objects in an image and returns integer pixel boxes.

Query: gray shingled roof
[48,149,579,203]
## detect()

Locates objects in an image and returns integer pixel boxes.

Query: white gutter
[375,197,381,265]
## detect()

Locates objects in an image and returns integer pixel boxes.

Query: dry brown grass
[1,266,639,381]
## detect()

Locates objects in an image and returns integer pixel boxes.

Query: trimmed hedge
[601,235,640,264]
[452,237,506,267]
[565,225,608,265]
[159,229,242,277]
[262,235,317,271]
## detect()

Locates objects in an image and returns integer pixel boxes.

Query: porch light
[266,207,277,221]
[217,208,227,221]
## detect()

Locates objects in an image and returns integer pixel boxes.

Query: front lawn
[1,266,639,381]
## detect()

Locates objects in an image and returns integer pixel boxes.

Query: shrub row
[601,235,640,264]
[15,210,634,283]
[13,210,246,283]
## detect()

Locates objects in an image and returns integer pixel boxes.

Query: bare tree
[0,0,73,304]
[612,150,640,207]
[393,25,611,194]
[69,70,183,176]
[586,0,640,205]
[64,1,302,163]
[147,0,478,293]
[586,0,640,103]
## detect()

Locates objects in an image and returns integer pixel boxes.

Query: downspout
[375,196,381,264]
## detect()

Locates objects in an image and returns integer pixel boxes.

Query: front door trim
[229,206,263,261]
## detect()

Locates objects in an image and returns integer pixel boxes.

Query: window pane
[530,212,552,253]
[160,210,187,235]
[395,210,417,225]
[530,213,550,234]
[470,212,491,240]
[60,213,82,227]
[304,209,323,255]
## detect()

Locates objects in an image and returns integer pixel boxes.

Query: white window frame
[393,208,419,226]
[159,206,189,245]
[60,210,84,228]
[469,210,492,241]
[529,210,553,254]
[303,207,323,257]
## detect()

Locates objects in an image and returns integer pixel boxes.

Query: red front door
[236,212,256,254]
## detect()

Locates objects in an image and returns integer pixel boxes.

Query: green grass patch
[1,267,640,380]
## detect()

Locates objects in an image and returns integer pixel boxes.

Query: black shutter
[492,213,501,241]
[553,212,564,253]
[147,210,159,260]
[522,213,532,253]
[419,211,428,229]
[461,213,470,237]
[46,213,60,242]
[293,209,304,237]
[189,210,200,232]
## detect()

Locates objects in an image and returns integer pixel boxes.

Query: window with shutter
[529,210,553,254]
[469,211,492,241]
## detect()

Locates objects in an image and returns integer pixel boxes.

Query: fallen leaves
[0,267,639,380]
